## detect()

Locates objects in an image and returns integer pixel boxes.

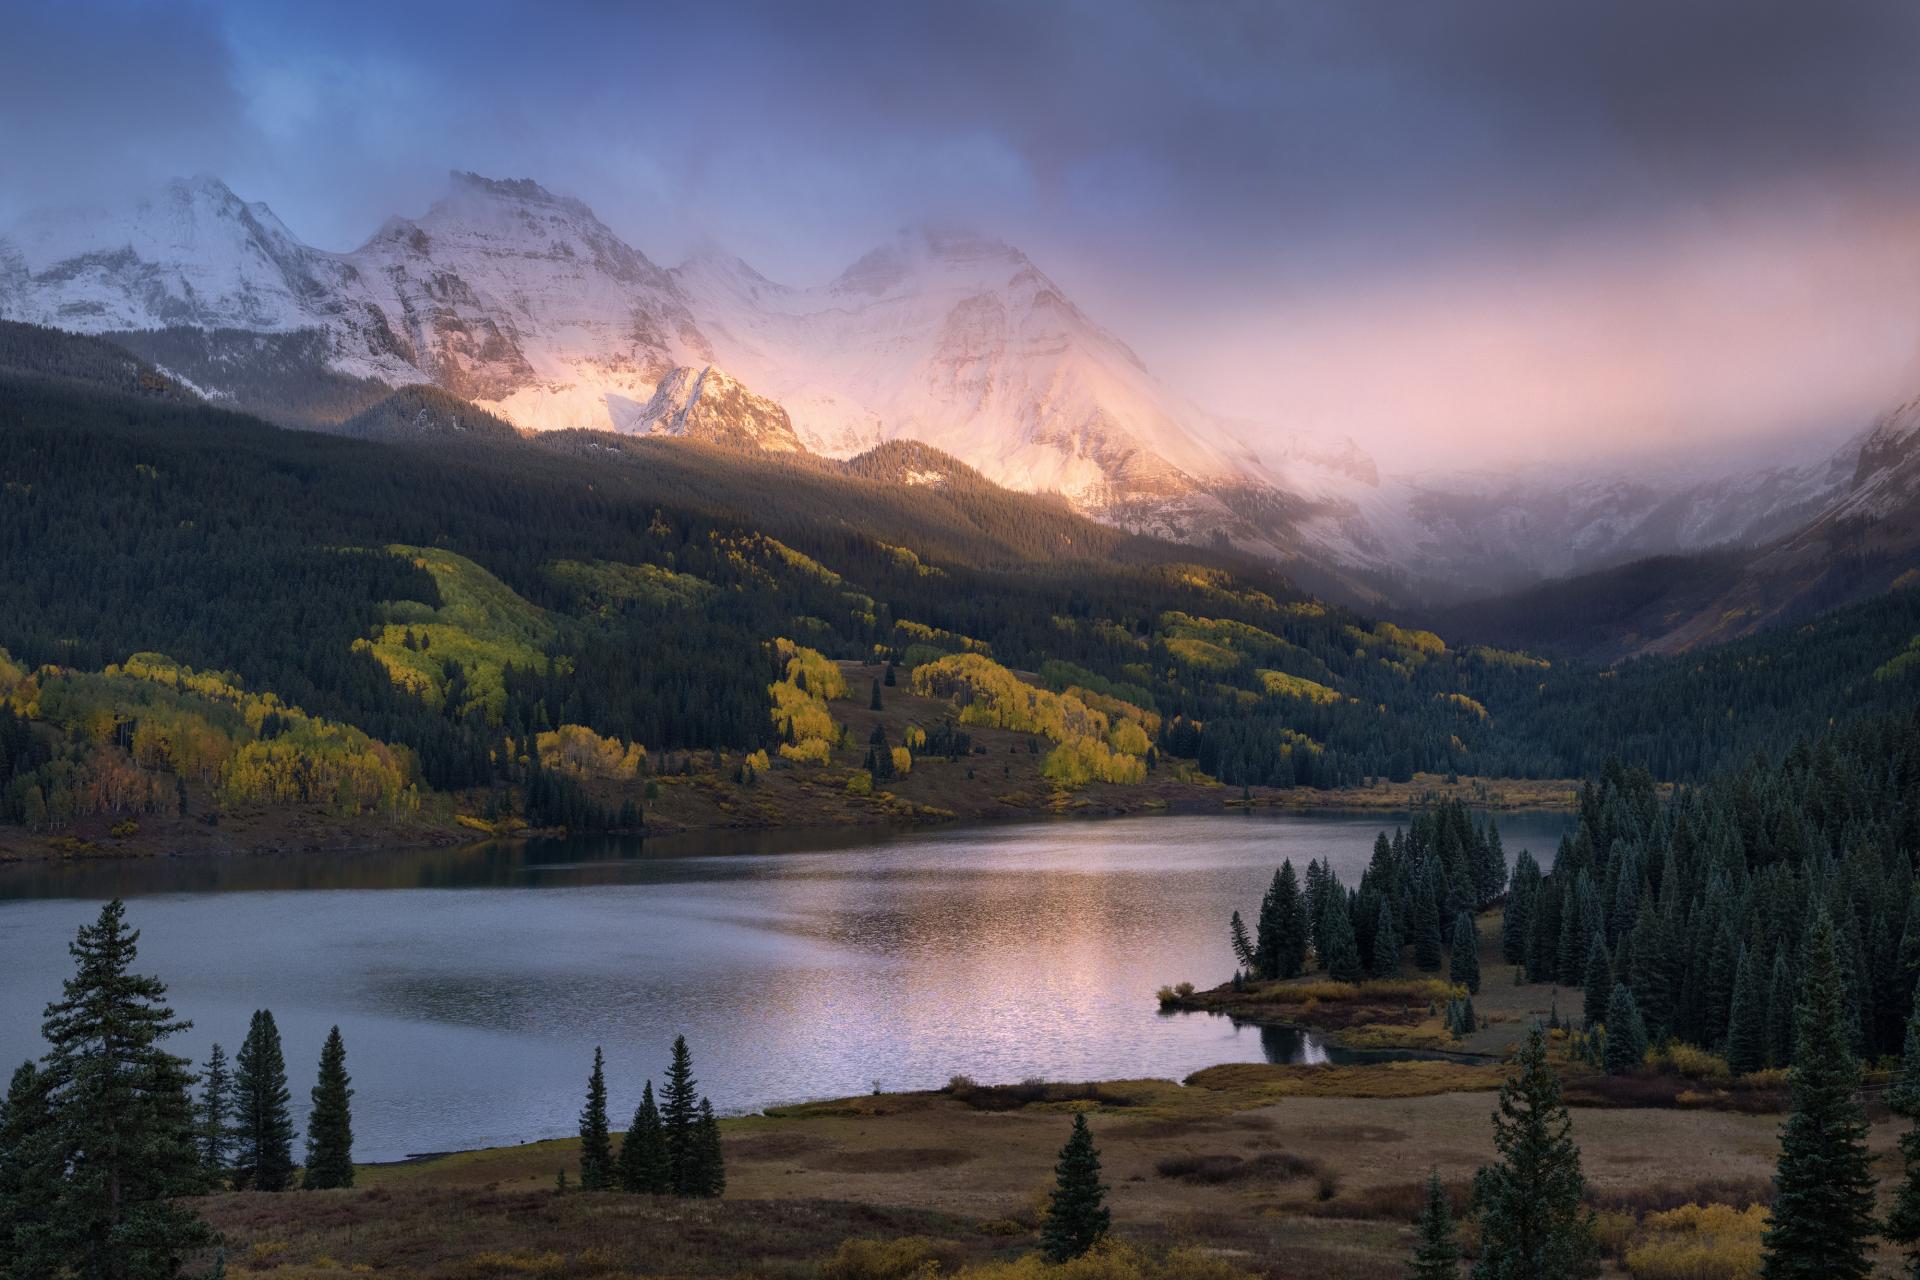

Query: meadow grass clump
[1621,1203,1766,1280]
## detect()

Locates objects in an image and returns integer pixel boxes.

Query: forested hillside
[1,321,1916,843]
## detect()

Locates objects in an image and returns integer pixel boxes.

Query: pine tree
[1322,895,1364,982]
[0,1060,57,1275]
[303,1026,353,1190]
[1471,1025,1598,1280]
[1408,1167,1462,1279]
[1503,853,1540,969]
[1450,910,1481,994]
[1759,914,1876,1280]
[1373,899,1403,979]
[1884,983,1920,1273]
[196,1043,233,1182]
[1726,951,1768,1077]
[1256,862,1308,980]
[661,1035,701,1195]
[1040,1113,1110,1262]
[233,1008,296,1192]
[686,1097,726,1198]
[1229,911,1257,971]
[1581,935,1611,1031]
[578,1047,613,1191]
[1603,985,1647,1075]
[869,679,883,711]
[1414,871,1445,973]
[34,899,215,1274]
[1766,951,1796,1069]
[617,1080,670,1194]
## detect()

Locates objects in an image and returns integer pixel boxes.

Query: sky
[5,0,1920,470]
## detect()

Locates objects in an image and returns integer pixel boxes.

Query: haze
[6,0,1919,470]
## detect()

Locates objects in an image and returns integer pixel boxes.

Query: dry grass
[1183,1060,1506,1100]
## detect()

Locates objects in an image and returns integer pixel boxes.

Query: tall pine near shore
[1760,913,1876,1280]
[196,1043,232,1183]
[1885,983,1920,1274]
[1408,1167,1462,1279]
[687,1098,726,1198]
[661,1035,701,1195]
[1372,899,1402,979]
[1471,1025,1597,1280]
[302,1026,354,1190]
[233,1009,295,1192]
[0,1060,57,1273]
[617,1080,670,1194]
[1256,862,1308,980]
[1450,910,1481,994]
[34,899,214,1275]
[578,1047,613,1191]
[1040,1113,1110,1262]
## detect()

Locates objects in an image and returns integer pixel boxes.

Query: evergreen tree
[196,1044,232,1183]
[1760,914,1877,1280]
[1581,935,1611,1031]
[1408,1167,1462,1280]
[617,1080,670,1194]
[869,679,883,711]
[1322,894,1364,982]
[578,1047,613,1191]
[34,899,215,1275]
[1040,1113,1110,1262]
[0,1060,57,1276]
[1256,862,1308,980]
[1471,1025,1598,1280]
[1766,951,1796,1069]
[1603,985,1647,1075]
[1725,951,1768,1077]
[302,1026,353,1190]
[1373,899,1402,979]
[1450,910,1481,994]
[233,1009,295,1193]
[1229,910,1256,972]
[661,1035,701,1195]
[1414,871,1445,973]
[1884,983,1920,1274]
[687,1097,726,1198]
[1503,853,1540,969]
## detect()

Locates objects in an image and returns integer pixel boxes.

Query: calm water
[0,811,1565,1161]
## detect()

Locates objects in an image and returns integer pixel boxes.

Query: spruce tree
[1471,1025,1598,1280]
[196,1043,232,1183]
[1229,911,1257,972]
[1766,951,1796,1069]
[1503,853,1540,968]
[618,1080,671,1194]
[35,899,215,1273]
[1322,895,1364,982]
[578,1046,613,1191]
[1884,983,1920,1274]
[1373,899,1403,979]
[0,1060,57,1275]
[869,679,883,711]
[661,1035,701,1194]
[233,1009,295,1192]
[1040,1113,1110,1262]
[1256,862,1309,980]
[1414,872,1445,973]
[1759,914,1877,1280]
[1726,951,1768,1077]
[687,1097,726,1198]
[1450,910,1481,994]
[1603,984,1647,1075]
[303,1026,353,1190]
[1408,1167,1462,1279]
[1581,935,1611,1031]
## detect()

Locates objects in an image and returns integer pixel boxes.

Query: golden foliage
[535,725,645,780]
[1255,669,1342,704]
[1623,1203,1766,1280]
[1043,737,1147,786]
[890,746,913,776]
[1436,692,1489,720]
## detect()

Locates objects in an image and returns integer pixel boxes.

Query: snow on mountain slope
[633,364,805,452]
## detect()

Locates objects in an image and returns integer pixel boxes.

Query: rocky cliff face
[632,365,805,452]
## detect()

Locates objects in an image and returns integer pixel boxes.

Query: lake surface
[0,811,1567,1161]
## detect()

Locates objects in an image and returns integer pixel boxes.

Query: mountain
[336,384,522,442]
[631,364,804,452]
[1428,408,1920,660]
[0,171,1907,614]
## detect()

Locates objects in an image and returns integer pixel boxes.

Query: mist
[5,0,1920,470]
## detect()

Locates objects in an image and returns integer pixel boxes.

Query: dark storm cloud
[6,0,1920,463]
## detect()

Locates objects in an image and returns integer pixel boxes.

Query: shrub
[1622,1203,1766,1280]
[820,1236,960,1280]
[1644,1043,1731,1082]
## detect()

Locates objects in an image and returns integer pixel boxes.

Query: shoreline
[0,770,1579,866]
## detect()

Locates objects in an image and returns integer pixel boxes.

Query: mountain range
[2,170,1916,650]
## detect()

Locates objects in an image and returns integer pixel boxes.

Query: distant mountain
[0,171,1904,613]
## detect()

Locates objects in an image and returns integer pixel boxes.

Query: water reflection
[0,811,1565,1160]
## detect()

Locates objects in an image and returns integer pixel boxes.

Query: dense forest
[1,320,1917,835]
